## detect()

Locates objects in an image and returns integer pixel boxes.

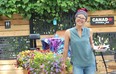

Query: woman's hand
[93,45,109,52]
[61,63,66,70]
[61,63,67,74]
[98,45,107,49]
[98,45,103,49]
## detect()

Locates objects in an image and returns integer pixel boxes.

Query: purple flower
[40,64,44,68]
[29,67,34,71]
[50,72,53,74]
[45,72,48,74]
[55,68,59,72]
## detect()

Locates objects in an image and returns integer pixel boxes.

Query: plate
[93,45,109,52]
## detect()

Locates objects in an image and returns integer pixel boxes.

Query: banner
[90,16,114,25]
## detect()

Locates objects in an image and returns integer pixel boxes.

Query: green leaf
[0,0,115,20]
[61,2,67,7]
[25,7,30,12]
[95,0,101,2]
[22,0,29,4]
[17,4,21,7]
[0,9,5,14]
[10,9,16,12]
[12,0,16,3]
[95,0,104,3]
[26,14,31,19]
[7,14,12,18]
[22,5,25,9]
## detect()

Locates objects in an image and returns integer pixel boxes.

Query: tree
[0,0,116,20]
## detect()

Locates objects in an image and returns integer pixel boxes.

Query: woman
[62,8,96,74]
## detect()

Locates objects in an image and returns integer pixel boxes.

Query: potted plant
[17,50,72,74]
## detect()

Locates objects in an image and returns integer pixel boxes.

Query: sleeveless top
[69,27,95,67]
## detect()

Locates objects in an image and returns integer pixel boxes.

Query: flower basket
[17,50,72,74]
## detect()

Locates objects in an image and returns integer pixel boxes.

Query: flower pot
[23,69,29,74]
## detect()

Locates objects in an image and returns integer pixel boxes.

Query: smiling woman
[62,8,97,74]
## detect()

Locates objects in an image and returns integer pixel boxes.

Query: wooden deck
[0,55,116,74]
[0,60,26,74]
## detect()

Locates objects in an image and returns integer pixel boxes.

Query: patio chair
[99,50,116,74]
[29,34,40,50]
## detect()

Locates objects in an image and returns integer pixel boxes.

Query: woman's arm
[62,29,70,64]
[89,29,108,51]
[89,28,94,49]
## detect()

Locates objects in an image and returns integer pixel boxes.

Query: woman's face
[75,14,86,27]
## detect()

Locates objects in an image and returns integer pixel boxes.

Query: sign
[5,20,11,29]
[90,16,114,25]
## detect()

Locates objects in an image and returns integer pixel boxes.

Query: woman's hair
[77,8,88,12]
[75,8,88,20]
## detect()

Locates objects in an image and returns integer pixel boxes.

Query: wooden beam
[56,26,116,37]
[0,14,23,20]
[0,25,29,31]
[0,19,29,26]
[12,14,23,19]
[88,10,116,16]
[91,27,116,33]
[12,19,29,25]
[0,30,29,37]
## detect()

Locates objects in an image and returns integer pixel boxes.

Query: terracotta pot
[23,69,29,74]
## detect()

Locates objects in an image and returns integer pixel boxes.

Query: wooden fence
[0,14,29,37]
[88,10,116,33]
[0,10,116,37]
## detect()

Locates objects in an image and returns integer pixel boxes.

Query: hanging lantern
[53,18,57,25]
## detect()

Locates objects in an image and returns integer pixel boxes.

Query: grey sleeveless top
[69,27,95,67]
